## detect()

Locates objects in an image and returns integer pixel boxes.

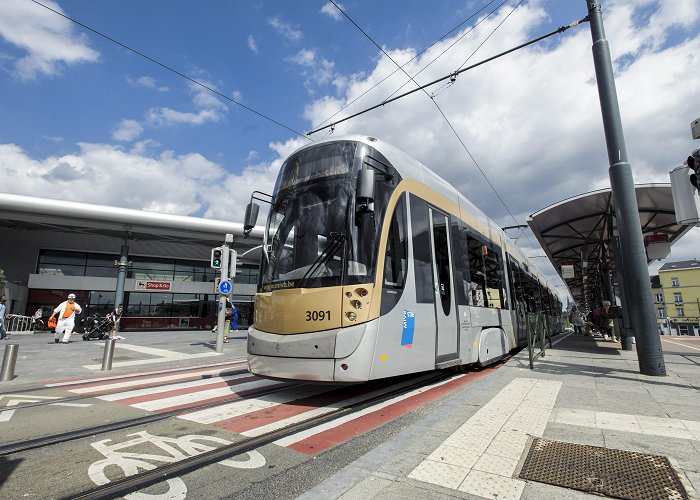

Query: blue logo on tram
[401,310,415,348]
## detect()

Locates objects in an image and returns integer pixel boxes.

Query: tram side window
[467,235,486,307]
[484,247,505,309]
[410,195,434,304]
[451,221,470,306]
[383,194,408,289]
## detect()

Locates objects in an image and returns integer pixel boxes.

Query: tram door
[429,209,459,363]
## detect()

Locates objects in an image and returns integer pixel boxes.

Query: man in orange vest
[50,293,82,344]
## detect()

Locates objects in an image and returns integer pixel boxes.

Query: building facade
[658,260,700,336]
[0,194,264,332]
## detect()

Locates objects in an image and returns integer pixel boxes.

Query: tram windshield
[260,140,397,291]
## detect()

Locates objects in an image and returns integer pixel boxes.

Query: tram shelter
[527,184,694,348]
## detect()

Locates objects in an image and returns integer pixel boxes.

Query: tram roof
[0,192,265,260]
[526,184,694,306]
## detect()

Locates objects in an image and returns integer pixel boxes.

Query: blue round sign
[218,279,232,294]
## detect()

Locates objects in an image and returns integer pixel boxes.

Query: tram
[245,135,562,382]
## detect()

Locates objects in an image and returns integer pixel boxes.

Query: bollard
[101,338,116,371]
[1,344,19,382]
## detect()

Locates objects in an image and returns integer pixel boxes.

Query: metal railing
[527,311,551,369]
[5,310,44,334]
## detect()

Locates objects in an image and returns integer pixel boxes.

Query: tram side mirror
[243,202,259,236]
[356,168,375,214]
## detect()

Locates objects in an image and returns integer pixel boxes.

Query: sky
[1,0,699,299]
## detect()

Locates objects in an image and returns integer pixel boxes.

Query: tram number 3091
[306,310,331,321]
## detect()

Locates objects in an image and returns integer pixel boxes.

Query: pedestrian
[569,305,584,334]
[50,293,82,344]
[223,298,232,343]
[593,300,615,341]
[230,303,239,336]
[0,295,8,340]
[107,304,123,338]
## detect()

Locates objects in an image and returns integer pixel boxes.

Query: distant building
[650,275,666,334]
[658,259,700,336]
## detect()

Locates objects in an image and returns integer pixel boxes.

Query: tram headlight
[346,311,357,321]
[355,288,368,297]
[350,300,362,309]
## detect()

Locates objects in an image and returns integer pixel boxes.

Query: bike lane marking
[87,430,267,500]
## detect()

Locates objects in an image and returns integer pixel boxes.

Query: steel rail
[67,371,455,500]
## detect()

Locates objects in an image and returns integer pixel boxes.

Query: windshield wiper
[298,232,346,288]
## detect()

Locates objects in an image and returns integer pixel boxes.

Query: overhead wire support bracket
[306,16,590,136]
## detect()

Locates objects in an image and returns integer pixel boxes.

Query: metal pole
[114,243,129,310]
[586,0,665,375]
[612,236,635,350]
[215,237,231,353]
[1,344,19,381]
[101,338,116,371]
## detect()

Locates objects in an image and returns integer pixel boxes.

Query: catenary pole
[586,0,666,375]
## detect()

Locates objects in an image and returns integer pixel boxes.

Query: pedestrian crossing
[58,364,483,454]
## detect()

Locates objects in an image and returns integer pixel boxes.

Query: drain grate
[519,438,688,500]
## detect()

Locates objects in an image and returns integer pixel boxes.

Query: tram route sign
[135,280,172,291]
[218,279,232,295]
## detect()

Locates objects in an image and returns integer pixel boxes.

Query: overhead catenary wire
[306,16,590,136]
[313,0,503,131]
[30,0,311,142]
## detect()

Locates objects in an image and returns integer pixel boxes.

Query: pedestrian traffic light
[210,247,222,269]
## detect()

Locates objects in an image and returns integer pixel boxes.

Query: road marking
[0,394,92,423]
[662,338,700,352]
[82,343,224,370]
[45,359,247,387]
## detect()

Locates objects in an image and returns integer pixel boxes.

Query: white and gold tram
[245,136,562,382]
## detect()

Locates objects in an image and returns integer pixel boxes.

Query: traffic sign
[218,279,232,295]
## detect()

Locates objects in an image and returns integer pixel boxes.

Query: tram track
[0,365,252,411]
[67,370,458,500]
[0,378,302,456]
[0,357,249,396]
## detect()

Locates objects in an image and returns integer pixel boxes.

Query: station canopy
[527,184,694,306]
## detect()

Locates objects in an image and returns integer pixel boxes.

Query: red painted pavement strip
[157,381,291,414]
[215,381,388,433]
[288,367,495,455]
[65,365,248,395]
[114,374,260,406]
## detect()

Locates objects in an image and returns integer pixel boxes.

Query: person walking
[50,293,82,344]
[0,295,8,340]
[569,305,584,334]
[230,303,239,338]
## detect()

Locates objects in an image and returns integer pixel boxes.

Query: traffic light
[688,150,700,191]
[229,249,238,278]
[210,247,222,269]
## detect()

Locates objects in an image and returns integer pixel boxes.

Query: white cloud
[247,34,258,54]
[267,17,303,42]
[112,119,143,142]
[120,79,229,135]
[0,0,99,80]
[126,75,169,92]
[320,2,343,21]
[288,48,337,92]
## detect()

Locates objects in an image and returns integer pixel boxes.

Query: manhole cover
[519,438,688,500]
